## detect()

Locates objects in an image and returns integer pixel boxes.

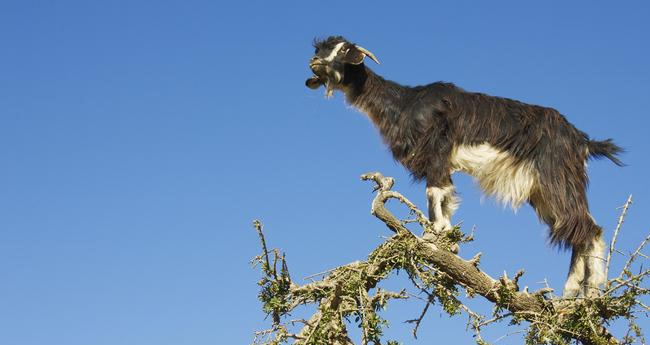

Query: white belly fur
[450,143,538,209]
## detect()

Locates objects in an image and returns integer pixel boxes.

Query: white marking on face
[449,143,538,209]
[324,42,346,62]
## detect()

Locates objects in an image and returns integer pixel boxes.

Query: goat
[305,36,623,297]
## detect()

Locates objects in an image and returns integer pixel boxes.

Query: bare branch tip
[468,252,482,268]
[361,171,394,191]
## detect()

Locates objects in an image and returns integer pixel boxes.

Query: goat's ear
[343,45,380,65]
[342,46,366,65]
[305,76,322,89]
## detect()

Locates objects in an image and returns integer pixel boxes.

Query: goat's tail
[588,139,625,166]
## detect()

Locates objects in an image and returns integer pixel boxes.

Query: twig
[494,329,527,343]
[254,220,275,279]
[303,268,338,281]
[606,195,633,284]
[476,312,513,328]
[619,232,650,282]
[605,269,650,295]
[406,296,432,339]
[302,312,323,345]
[638,301,650,313]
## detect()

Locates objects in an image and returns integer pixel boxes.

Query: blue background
[1,1,648,344]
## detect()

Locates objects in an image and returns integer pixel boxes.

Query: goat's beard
[324,80,335,98]
[307,70,342,98]
[323,71,342,98]
[309,75,337,98]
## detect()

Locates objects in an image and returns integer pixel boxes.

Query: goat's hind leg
[584,232,606,297]
[563,244,587,298]
[562,220,606,298]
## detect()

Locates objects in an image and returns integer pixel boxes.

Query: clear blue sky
[1,1,648,344]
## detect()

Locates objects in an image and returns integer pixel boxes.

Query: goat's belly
[449,143,538,209]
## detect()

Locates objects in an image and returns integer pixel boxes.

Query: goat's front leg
[426,185,454,233]
[424,179,459,251]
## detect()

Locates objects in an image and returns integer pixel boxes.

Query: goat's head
[305,36,380,97]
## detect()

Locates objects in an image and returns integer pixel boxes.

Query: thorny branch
[606,195,633,284]
[252,172,649,345]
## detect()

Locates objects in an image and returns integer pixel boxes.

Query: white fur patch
[426,185,454,232]
[324,42,345,62]
[563,234,606,297]
[426,185,454,201]
[563,253,585,297]
[449,143,538,209]
[585,234,606,293]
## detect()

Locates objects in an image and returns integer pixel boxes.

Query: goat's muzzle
[309,60,327,74]
[305,75,322,89]
[306,59,326,89]
[306,58,339,97]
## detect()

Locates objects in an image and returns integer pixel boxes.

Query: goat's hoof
[432,223,447,234]
[584,287,602,299]
[422,232,437,242]
[561,288,580,299]
[562,278,583,298]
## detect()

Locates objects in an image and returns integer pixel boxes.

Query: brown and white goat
[305,36,623,297]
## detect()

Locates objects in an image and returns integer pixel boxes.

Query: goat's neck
[342,65,410,131]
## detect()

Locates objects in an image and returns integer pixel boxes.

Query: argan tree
[251,172,649,345]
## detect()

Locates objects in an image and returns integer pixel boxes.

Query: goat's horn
[355,45,380,64]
